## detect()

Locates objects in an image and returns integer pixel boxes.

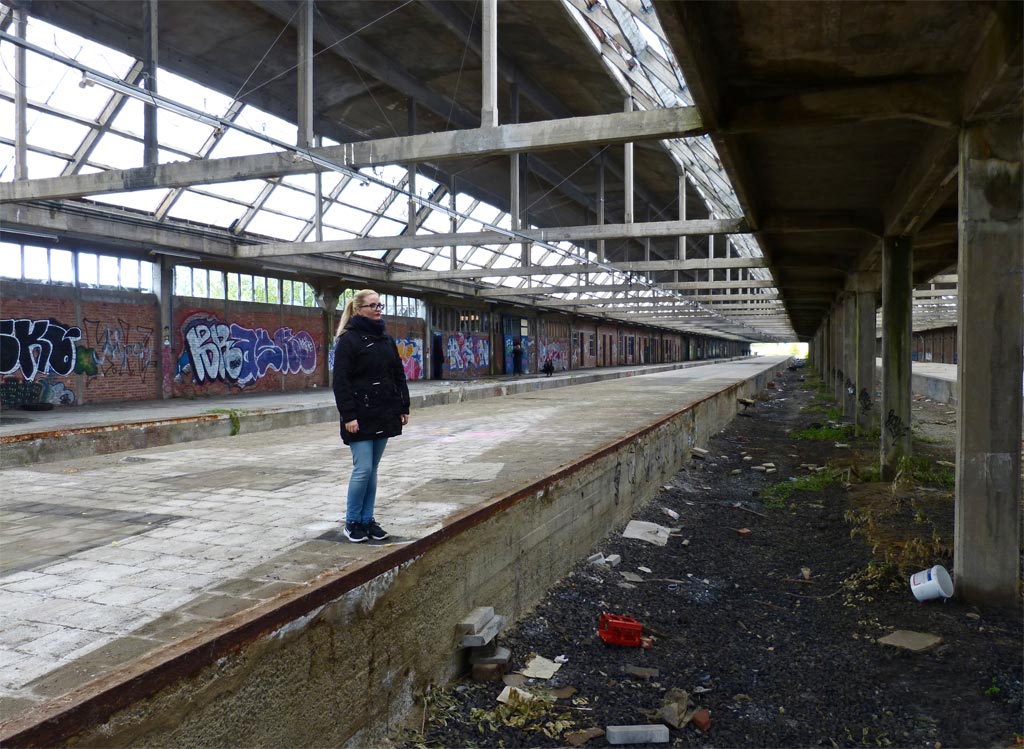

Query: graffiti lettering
[884,409,910,439]
[539,339,568,371]
[80,318,155,380]
[179,315,317,387]
[395,338,423,380]
[0,318,81,381]
[447,333,490,375]
[858,388,872,415]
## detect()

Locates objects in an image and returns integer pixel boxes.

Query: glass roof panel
[394,248,435,267]
[338,179,395,212]
[201,179,268,204]
[87,132,144,170]
[418,208,452,233]
[89,189,169,213]
[367,216,405,237]
[166,190,246,228]
[323,201,372,228]
[245,211,306,240]
[24,111,90,154]
[156,108,215,154]
[209,127,282,158]
[320,225,358,241]
[261,184,316,219]
[109,97,144,139]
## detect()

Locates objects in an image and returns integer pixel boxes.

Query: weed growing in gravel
[791,423,855,441]
[763,466,839,507]
[893,455,954,489]
[469,693,575,741]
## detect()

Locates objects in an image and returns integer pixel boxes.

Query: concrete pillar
[623,95,634,224]
[833,300,845,403]
[597,156,606,262]
[843,293,857,418]
[155,257,174,399]
[954,120,1022,606]
[14,2,28,180]
[143,0,159,166]
[316,287,341,388]
[296,0,313,149]
[407,101,417,235]
[449,175,458,271]
[480,0,498,127]
[855,290,876,433]
[880,236,913,481]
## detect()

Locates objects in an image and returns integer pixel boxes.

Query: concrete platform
[0,356,788,746]
[1,358,745,467]
[875,358,959,406]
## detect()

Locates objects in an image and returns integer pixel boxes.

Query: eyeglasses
[360,303,385,311]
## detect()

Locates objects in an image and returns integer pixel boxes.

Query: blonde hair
[336,289,378,337]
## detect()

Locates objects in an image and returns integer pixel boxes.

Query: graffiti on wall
[503,335,530,374]
[395,338,424,380]
[176,313,317,387]
[77,318,155,381]
[1,318,81,381]
[447,333,490,375]
[539,338,569,371]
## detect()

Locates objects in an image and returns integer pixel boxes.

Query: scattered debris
[752,465,767,472]
[605,554,622,567]
[637,565,653,574]
[691,707,712,732]
[655,688,693,728]
[496,686,536,704]
[801,567,812,580]
[502,673,527,687]
[588,553,606,566]
[551,685,576,699]
[620,571,644,583]
[878,630,943,652]
[622,520,672,546]
[661,506,680,520]
[599,613,644,647]
[834,442,849,448]
[691,447,709,459]
[734,527,753,537]
[606,724,670,744]
[624,664,659,679]
[732,502,769,519]
[565,727,605,746]
[519,654,561,679]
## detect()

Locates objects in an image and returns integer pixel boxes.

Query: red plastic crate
[598,613,643,646]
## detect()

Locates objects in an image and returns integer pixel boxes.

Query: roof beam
[725,78,960,133]
[0,107,703,203]
[392,256,767,282]
[235,217,745,258]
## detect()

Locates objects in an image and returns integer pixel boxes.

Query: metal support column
[297,0,313,149]
[623,94,634,223]
[480,0,498,127]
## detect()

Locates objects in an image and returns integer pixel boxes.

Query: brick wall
[172,299,324,398]
[1,280,159,407]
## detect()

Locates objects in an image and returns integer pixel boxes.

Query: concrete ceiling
[13,0,1023,340]
[654,0,1022,337]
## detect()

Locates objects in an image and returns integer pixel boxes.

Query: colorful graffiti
[395,338,424,380]
[447,333,490,375]
[538,338,569,372]
[176,314,317,387]
[78,318,155,381]
[503,335,530,374]
[1,318,81,381]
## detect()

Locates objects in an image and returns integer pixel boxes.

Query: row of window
[174,266,316,307]
[1,242,155,291]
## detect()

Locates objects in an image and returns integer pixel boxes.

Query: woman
[332,289,410,542]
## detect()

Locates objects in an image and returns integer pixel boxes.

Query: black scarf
[347,314,387,336]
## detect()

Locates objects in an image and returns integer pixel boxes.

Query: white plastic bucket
[909,565,954,601]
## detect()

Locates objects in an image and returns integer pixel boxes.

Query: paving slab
[0,357,786,726]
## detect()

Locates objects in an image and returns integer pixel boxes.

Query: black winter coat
[332,317,410,444]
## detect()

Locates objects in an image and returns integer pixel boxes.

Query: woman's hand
[400,414,409,425]
[345,419,359,433]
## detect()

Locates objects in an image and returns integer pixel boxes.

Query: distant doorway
[431,332,444,379]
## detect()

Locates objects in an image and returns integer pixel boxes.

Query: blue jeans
[346,437,388,524]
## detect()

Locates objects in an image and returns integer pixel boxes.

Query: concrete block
[691,447,709,459]
[606,724,670,744]
[461,614,505,647]
[458,606,495,635]
[604,554,621,567]
[471,663,507,682]
[469,645,511,666]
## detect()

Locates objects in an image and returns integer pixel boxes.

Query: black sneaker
[365,519,390,541]
[343,522,367,543]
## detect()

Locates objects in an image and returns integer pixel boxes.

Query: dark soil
[397,369,1023,749]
